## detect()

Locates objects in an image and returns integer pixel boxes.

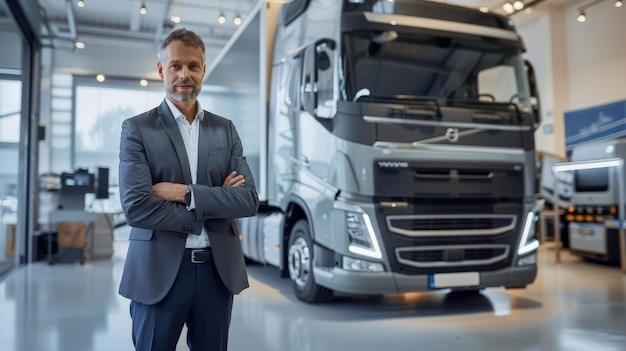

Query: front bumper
[313,263,537,295]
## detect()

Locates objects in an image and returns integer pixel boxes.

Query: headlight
[517,211,539,256]
[343,256,384,272]
[345,211,382,259]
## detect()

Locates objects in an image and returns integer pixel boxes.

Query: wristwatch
[184,185,192,206]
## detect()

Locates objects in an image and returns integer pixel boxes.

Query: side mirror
[525,60,541,128]
[316,51,331,71]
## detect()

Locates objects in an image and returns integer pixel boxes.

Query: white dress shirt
[164,98,210,248]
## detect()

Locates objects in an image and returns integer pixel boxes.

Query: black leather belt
[183,247,212,263]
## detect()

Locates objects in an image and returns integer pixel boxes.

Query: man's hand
[152,182,187,203]
[223,171,245,187]
[151,172,243,204]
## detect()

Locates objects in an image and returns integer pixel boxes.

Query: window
[315,40,337,118]
[0,78,21,143]
[0,76,21,258]
[74,78,163,185]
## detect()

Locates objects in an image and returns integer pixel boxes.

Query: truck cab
[211,0,543,303]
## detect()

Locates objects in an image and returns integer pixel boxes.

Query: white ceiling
[37,0,258,51]
[39,0,541,53]
[1,0,573,80]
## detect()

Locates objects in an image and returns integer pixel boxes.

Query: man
[118,28,259,350]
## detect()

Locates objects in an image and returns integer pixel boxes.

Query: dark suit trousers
[130,249,234,351]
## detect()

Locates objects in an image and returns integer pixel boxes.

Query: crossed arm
[151,171,245,204]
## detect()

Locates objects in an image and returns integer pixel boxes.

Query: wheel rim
[288,236,311,288]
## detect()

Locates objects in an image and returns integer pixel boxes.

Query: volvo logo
[445,128,459,143]
[378,161,409,168]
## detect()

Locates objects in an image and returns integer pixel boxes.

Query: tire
[287,219,333,303]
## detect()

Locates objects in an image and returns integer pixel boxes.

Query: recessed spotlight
[96,74,105,82]
[503,2,514,13]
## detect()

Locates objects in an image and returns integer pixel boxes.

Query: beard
[165,80,200,102]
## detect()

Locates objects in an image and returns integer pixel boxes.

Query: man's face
[158,40,206,103]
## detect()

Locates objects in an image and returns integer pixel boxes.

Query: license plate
[429,272,480,289]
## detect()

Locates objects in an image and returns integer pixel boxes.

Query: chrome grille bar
[386,214,516,236]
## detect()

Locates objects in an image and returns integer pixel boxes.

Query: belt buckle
[191,249,207,263]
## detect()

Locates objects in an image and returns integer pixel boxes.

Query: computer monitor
[58,169,95,210]
[96,167,110,199]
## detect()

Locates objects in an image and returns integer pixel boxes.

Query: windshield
[342,29,533,112]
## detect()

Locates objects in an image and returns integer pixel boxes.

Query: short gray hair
[158,28,205,62]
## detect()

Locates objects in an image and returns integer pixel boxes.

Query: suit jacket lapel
[197,110,210,184]
[157,100,193,184]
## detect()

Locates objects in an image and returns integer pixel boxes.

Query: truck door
[299,40,338,183]
[270,50,304,205]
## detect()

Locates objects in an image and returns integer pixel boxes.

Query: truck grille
[396,244,510,268]
[386,214,516,236]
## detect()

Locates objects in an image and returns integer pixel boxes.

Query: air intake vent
[387,214,516,236]
[396,244,510,268]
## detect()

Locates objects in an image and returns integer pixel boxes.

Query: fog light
[343,256,384,272]
[518,254,536,266]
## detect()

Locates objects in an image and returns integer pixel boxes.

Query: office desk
[48,210,97,263]
[92,212,116,258]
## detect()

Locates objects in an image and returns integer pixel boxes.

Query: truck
[205,0,543,303]
[558,139,626,265]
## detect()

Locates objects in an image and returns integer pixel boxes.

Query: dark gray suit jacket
[118,99,259,305]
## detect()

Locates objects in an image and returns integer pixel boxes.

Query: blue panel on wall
[564,100,626,152]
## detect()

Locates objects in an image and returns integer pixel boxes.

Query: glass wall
[74,79,163,181]
[0,76,21,273]
[0,2,24,275]
[72,77,163,213]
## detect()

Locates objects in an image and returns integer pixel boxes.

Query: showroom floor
[0,226,625,351]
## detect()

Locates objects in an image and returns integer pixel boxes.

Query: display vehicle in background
[560,139,626,265]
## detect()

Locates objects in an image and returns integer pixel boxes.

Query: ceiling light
[525,7,532,14]
[170,4,180,24]
[77,0,85,7]
[616,0,623,7]
[577,11,586,22]
[479,6,489,13]
[140,79,148,87]
[218,13,226,24]
[502,2,514,14]
[234,14,242,25]
[96,74,105,82]
[513,1,524,11]
[74,41,85,49]
[140,2,147,15]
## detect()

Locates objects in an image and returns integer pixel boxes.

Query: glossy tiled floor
[1,227,625,351]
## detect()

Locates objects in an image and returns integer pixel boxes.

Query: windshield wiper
[445,98,522,123]
[356,94,443,118]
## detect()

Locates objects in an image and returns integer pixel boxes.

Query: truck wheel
[287,219,333,303]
